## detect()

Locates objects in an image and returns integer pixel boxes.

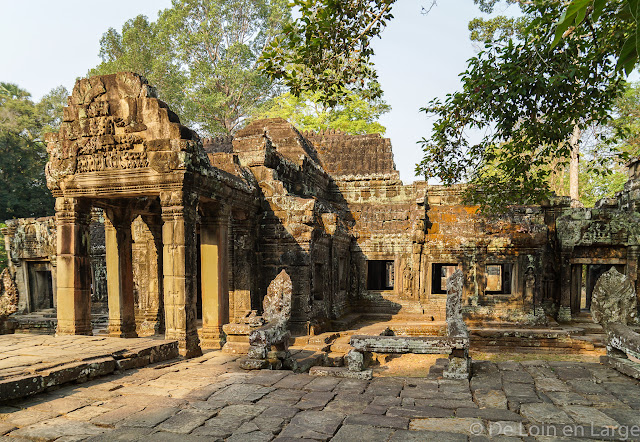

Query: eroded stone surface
[0,269,18,317]
[2,350,640,441]
[446,269,468,338]
[591,267,638,326]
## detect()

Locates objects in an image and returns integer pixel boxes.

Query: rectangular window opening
[367,260,394,290]
[485,263,512,294]
[431,264,458,294]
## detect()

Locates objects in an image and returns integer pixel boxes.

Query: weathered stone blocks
[591,267,638,326]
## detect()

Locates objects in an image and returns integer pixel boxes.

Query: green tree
[260,0,395,106]
[260,0,640,211]
[0,223,6,271]
[253,90,390,135]
[0,83,63,220]
[554,0,639,74]
[414,1,630,211]
[92,0,290,136]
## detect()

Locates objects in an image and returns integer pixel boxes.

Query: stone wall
[2,215,107,314]
[8,72,637,357]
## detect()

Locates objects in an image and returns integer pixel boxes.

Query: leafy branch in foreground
[553,0,640,74]
[416,1,630,211]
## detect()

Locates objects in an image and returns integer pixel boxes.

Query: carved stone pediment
[45,72,209,192]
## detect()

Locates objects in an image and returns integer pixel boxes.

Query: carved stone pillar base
[201,325,225,349]
[108,320,137,338]
[56,320,92,336]
[137,317,162,337]
[168,329,203,358]
[557,306,572,323]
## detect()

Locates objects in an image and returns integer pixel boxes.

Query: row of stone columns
[55,194,231,358]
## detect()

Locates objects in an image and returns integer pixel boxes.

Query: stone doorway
[27,262,54,311]
[570,262,625,313]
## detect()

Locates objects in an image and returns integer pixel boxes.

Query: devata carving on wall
[2,72,638,357]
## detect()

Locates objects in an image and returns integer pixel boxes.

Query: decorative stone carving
[446,269,468,338]
[0,269,18,317]
[591,267,638,326]
[263,269,293,325]
[524,266,536,309]
[45,72,206,191]
[241,270,293,370]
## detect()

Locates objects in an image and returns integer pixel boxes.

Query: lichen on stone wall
[0,268,18,316]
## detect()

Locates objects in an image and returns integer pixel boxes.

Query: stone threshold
[0,334,178,403]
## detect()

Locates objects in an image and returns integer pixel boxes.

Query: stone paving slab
[1,352,640,441]
[0,334,178,402]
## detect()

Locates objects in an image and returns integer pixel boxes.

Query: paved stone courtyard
[2,350,640,441]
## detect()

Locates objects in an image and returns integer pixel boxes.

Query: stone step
[307,332,341,346]
[330,313,362,331]
[309,366,372,380]
[285,349,327,373]
[470,328,573,339]
[0,335,179,402]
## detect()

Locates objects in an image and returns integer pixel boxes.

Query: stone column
[141,215,164,335]
[160,191,202,358]
[570,264,582,314]
[104,208,137,338]
[626,246,640,296]
[558,252,572,322]
[55,197,93,335]
[231,216,253,320]
[200,212,230,349]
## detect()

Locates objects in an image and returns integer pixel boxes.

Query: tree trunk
[569,124,581,207]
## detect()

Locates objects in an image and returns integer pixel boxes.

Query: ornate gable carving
[45,72,209,191]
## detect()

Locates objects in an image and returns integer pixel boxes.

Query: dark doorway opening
[28,263,54,311]
[367,260,394,290]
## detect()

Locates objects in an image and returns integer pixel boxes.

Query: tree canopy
[415,1,630,209]
[92,0,291,136]
[252,90,390,135]
[260,0,395,107]
[553,0,640,74]
[0,83,65,220]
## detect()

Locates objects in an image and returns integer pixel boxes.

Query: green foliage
[415,1,630,212]
[469,15,528,44]
[0,83,62,220]
[252,90,390,135]
[553,0,639,74]
[550,135,628,206]
[37,86,68,135]
[609,82,640,158]
[92,0,291,136]
[260,0,395,107]
[578,165,627,206]
[92,14,187,118]
[0,223,6,271]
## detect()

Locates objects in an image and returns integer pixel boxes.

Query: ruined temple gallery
[5,72,640,359]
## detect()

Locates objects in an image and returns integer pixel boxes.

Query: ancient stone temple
[1,218,56,314]
[9,71,634,358]
[1,215,107,317]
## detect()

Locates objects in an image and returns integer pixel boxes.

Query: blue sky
[1,0,499,183]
